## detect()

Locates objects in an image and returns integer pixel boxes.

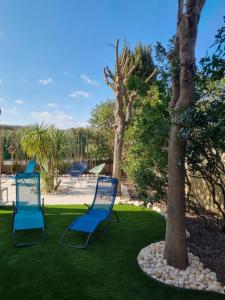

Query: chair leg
[61,228,93,249]
[113,210,119,223]
[12,228,45,247]
[103,219,111,235]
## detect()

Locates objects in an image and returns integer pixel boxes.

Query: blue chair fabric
[68,161,87,182]
[12,172,44,246]
[24,160,36,173]
[10,160,36,180]
[61,176,118,248]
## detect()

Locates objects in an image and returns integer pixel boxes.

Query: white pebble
[137,241,225,294]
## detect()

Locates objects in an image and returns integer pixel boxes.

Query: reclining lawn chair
[12,172,45,247]
[61,176,119,249]
[10,160,36,181]
[88,163,106,178]
[24,160,36,173]
[68,161,87,184]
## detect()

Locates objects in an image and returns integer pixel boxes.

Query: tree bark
[164,0,206,269]
[112,126,125,193]
[0,129,2,201]
[165,122,188,268]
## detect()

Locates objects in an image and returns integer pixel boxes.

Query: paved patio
[0,175,127,206]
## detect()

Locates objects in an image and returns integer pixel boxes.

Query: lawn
[0,205,223,300]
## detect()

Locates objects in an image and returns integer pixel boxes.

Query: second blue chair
[61,176,118,249]
[68,161,87,184]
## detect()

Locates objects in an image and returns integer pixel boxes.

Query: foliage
[128,43,155,80]
[127,44,156,95]
[2,122,114,174]
[180,87,225,219]
[2,129,25,160]
[89,100,115,130]
[122,42,171,203]
[179,17,225,221]
[89,100,114,160]
[21,123,65,192]
[195,16,225,97]
[123,85,170,203]
[154,41,172,94]
[63,128,89,161]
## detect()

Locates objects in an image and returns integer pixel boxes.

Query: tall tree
[164,0,206,269]
[104,40,156,192]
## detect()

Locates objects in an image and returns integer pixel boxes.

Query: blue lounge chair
[12,172,45,247]
[61,176,119,249]
[24,160,36,173]
[68,161,87,183]
[10,160,36,180]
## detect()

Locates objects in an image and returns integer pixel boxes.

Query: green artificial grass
[0,205,223,300]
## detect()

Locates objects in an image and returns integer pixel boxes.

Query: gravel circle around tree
[137,241,225,295]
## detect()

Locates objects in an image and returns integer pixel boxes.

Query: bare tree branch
[145,68,157,83]
[115,39,120,74]
[120,47,128,68]
[121,55,130,74]
[104,67,115,90]
[127,64,137,77]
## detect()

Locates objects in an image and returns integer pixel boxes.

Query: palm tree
[21,123,65,192]
[49,128,66,189]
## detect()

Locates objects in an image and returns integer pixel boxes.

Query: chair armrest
[12,201,17,214]
[84,203,92,212]
[42,198,44,210]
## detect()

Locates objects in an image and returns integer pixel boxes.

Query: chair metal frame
[61,176,119,249]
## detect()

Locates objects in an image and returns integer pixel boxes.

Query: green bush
[123,86,170,203]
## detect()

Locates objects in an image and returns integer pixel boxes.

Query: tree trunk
[164,0,206,269]
[0,129,2,201]
[164,123,188,268]
[112,39,125,193]
[112,125,125,194]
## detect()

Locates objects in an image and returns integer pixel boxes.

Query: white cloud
[0,32,6,39]
[0,79,3,85]
[37,77,53,85]
[2,107,18,115]
[81,74,99,86]
[31,110,76,129]
[46,102,58,108]
[0,97,4,102]
[14,99,24,105]
[69,90,90,98]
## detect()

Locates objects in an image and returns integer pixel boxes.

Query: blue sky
[0,0,224,129]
